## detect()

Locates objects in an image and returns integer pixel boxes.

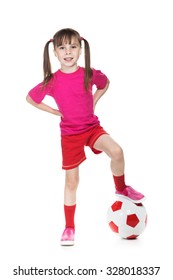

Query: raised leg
[93,134,124,176]
[93,134,145,203]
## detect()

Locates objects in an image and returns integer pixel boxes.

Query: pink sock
[113,174,126,191]
[64,204,76,228]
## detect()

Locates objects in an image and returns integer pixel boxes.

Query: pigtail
[82,38,93,90]
[43,40,53,85]
[42,30,92,90]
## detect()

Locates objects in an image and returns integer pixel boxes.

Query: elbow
[26,94,30,103]
[105,79,110,90]
[26,94,33,104]
[26,94,40,107]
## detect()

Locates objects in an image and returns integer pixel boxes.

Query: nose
[65,47,71,54]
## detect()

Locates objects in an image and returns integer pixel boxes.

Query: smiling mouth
[64,57,73,61]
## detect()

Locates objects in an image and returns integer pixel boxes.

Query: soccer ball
[107,198,147,239]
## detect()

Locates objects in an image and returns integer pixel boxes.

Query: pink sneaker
[60,228,75,246]
[116,186,146,203]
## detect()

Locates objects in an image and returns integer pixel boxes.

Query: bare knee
[109,145,124,162]
[65,173,79,191]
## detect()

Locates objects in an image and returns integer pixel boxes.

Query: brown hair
[43,28,92,90]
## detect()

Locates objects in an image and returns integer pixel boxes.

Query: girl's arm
[93,79,110,110]
[26,95,63,117]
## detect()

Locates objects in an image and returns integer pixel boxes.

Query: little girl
[26,28,145,246]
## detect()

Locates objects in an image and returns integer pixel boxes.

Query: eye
[58,46,65,50]
[71,45,77,49]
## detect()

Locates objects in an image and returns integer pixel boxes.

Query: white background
[0,0,173,279]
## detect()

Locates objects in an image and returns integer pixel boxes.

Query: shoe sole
[115,193,146,203]
[60,240,75,246]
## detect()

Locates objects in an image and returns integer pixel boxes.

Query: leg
[64,167,79,205]
[93,134,124,176]
[93,134,145,203]
[61,167,79,246]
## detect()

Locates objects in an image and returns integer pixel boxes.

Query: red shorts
[61,125,108,170]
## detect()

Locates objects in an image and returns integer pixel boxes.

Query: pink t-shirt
[28,67,108,135]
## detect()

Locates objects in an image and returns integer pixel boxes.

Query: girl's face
[54,38,81,72]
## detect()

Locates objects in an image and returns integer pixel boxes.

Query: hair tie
[80,37,85,41]
[49,39,53,42]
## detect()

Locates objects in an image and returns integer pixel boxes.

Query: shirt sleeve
[91,69,108,89]
[28,77,54,104]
